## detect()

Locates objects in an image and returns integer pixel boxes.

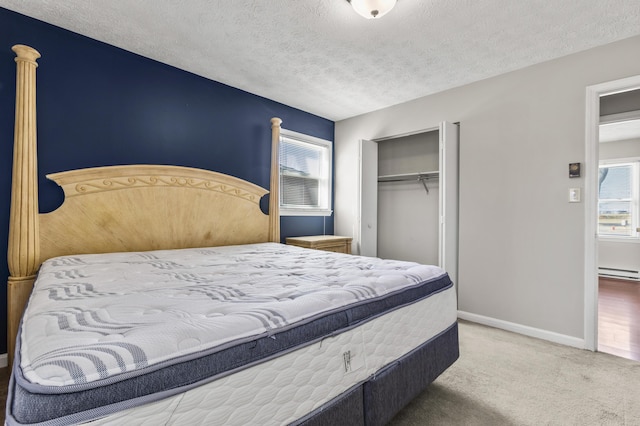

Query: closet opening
[377,130,440,266]
[358,122,459,286]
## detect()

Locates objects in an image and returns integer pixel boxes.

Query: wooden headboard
[6,45,283,366]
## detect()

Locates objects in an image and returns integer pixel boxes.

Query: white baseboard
[598,266,640,281]
[457,311,585,349]
[0,353,7,368]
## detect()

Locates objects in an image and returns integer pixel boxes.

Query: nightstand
[286,235,352,254]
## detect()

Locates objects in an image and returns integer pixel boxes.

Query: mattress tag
[342,350,364,374]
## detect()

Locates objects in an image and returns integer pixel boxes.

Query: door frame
[358,139,378,257]
[584,74,640,351]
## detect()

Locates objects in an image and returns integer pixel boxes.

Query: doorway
[597,90,640,361]
[585,76,640,355]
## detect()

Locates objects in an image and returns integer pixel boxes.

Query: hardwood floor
[598,277,640,361]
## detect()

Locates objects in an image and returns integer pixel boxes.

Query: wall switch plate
[569,188,581,203]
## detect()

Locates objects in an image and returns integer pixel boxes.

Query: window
[279,129,332,216]
[598,159,639,238]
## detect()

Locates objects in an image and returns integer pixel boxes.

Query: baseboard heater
[598,267,640,281]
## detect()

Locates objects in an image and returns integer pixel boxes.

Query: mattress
[7,243,455,425]
[86,289,456,426]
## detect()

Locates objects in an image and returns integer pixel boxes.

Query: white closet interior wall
[377,130,440,264]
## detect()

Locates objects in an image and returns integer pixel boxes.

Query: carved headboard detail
[39,165,272,261]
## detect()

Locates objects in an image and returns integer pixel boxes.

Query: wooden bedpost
[7,45,41,367]
[269,117,282,243]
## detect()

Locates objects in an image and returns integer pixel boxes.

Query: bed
[5,44,459,426]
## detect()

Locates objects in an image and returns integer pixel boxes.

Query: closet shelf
[377,171,439,182]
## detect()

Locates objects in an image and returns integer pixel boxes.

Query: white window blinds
[279,130,332,216]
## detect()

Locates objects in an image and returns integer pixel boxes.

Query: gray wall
[600,137,640,159]
[334,35,640,341]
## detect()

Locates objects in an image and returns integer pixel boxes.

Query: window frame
[597,157,640,241]
[278,128,333,217]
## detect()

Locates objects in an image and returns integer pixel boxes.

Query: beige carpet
[390,320,640,426]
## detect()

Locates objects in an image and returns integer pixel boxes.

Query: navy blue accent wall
[0,8,334,354]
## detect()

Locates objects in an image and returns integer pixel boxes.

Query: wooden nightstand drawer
[286,235,352,254]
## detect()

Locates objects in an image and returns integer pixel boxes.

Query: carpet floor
[390,320,640,426]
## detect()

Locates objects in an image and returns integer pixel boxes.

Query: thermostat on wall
[569,163,580,178]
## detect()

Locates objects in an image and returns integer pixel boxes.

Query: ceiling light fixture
[348,0,397,19]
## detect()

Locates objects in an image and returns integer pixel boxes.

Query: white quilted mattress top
[20,243,446,388]
[87,287,457,425]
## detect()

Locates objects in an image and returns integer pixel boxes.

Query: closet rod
[377,176,438,183]
[377,172,438,195]
[377,171,439,183]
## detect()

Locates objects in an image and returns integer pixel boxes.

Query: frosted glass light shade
[349,0,397,19]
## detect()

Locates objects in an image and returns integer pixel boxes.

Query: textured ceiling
[1,1,640,121]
